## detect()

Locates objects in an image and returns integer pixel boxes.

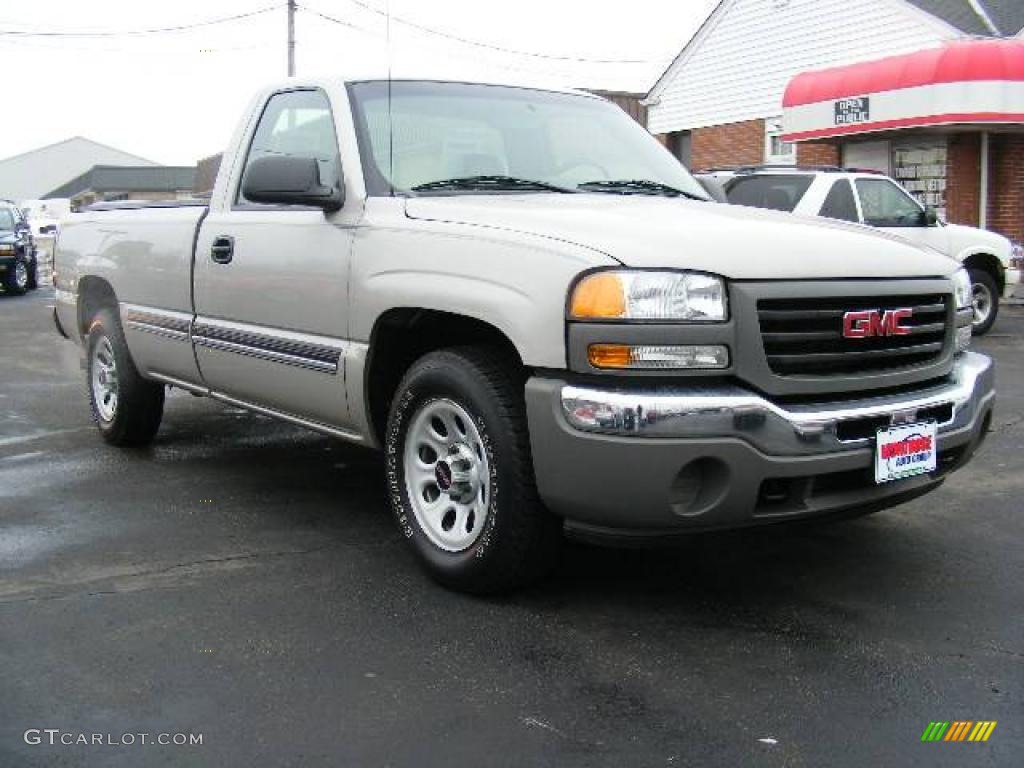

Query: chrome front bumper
[560,352,994,457]
[524,352,995,536]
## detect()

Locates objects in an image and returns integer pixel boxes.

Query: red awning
[782,39,1024,141]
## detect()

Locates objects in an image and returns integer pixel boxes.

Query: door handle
[210,236,234,264]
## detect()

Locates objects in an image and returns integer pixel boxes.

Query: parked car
[54,77,993,593]
[695,166,1020,334]
[0,200,38,295]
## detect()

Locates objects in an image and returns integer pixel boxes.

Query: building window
[892,139,947,221]
[764,117,795,165]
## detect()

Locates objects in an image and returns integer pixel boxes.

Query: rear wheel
[385,346,562,594]
[86,309,165,445]
[968,268,999,335]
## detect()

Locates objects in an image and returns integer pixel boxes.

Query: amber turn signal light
[569,273,626,319]
[587,344,633,369]
[587,344,730,370]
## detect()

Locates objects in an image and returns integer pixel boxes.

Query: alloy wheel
[403,398,490,552]
[972,281,993,328]
[91,337,120,422]
[14,261,28,290]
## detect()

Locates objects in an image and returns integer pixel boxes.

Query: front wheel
[86,309,165,445]
[385,347,562,594]
[968,268,999,335]
[3,256,30,295]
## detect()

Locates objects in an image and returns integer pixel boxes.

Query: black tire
[86,308,165,446]
[3,255,30,295]
[385,346,562,594]
[968,268,999,336]
[27,257,38,290]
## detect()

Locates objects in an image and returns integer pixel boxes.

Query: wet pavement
[1,288,1022,767]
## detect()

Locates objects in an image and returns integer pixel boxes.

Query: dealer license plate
[875,421,937,484]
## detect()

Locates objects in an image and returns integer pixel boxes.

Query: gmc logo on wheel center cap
[842,308,913,338]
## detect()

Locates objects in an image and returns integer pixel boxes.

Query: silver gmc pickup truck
[54,77,995,593]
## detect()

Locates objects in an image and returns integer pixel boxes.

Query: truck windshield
[348,81,708,200]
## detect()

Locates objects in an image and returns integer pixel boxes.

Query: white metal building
[0,137,156,201]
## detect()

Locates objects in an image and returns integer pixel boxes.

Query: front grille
[757,294,949,376]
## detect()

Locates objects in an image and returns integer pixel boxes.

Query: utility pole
[287,0,296,76]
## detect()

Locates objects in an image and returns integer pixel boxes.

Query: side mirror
[242,155,344,211]
[922,206,938,226]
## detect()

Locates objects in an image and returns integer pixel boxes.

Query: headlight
[952,268,972,310]
[569,270,727,322]
[0,244,15,255]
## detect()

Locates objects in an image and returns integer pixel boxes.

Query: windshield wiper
[411,175,575,194]
[577,179,707,200]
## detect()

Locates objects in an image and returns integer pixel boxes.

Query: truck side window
[238,89,340,205]
[818,180,859,222]
[855,178,923,227]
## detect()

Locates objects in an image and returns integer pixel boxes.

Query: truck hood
[405,195,960,279]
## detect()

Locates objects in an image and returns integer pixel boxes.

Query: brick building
[644,0,1024,243]
[781,39,1024,242]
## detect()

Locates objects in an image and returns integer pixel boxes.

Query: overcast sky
[0,0,717,165]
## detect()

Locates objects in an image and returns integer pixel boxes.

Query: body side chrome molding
[122,304,192,343]
[193,334,339,373]
[193,318,346,375]
[120,303,349,375]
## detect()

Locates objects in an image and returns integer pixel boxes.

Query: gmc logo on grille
[842,309,913,338]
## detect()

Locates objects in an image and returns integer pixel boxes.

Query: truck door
[193,88,357,432]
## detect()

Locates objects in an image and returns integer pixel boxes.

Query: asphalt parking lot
[1,287,1021,767]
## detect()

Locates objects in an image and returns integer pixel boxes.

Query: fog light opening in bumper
[670,457,730,517]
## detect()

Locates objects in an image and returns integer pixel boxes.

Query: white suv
[697,166,1021,334]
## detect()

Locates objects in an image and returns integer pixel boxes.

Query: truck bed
[56,203,208,333]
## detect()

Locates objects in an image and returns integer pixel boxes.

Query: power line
[0,34,279,54]
[301,1,671,64]
[0,5,283,38]
[298,6,383,37]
